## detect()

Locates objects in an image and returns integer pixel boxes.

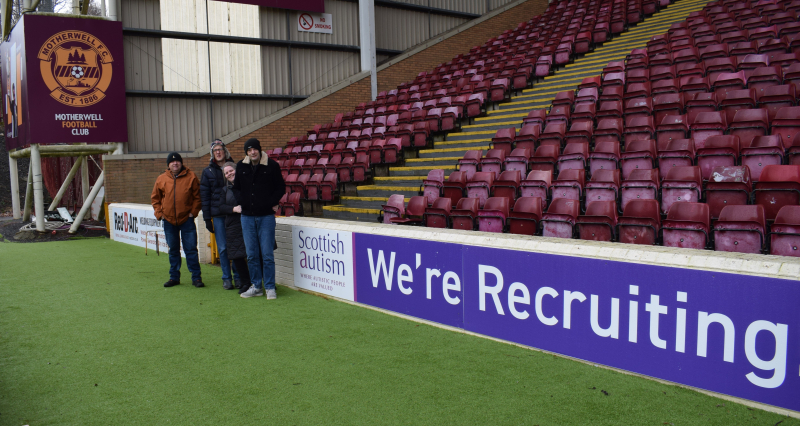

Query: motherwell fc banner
[1,14,127,150]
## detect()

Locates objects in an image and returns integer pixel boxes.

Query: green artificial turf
[0,239,797,425]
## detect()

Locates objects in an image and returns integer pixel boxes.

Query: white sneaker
[240,287,264,298]
[266,289,277,300]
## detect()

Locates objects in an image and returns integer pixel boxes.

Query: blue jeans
[163,219,202,282]
[241,214,276,290]
[212,216,239,281]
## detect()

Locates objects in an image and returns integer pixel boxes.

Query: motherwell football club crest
[37,30,114,107]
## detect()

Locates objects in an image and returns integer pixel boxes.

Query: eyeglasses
[212,148,224,153]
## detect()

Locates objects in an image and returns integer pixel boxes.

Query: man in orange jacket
[151,152,205,288]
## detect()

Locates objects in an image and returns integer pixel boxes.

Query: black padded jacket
[200,158,232,219]
[233,152,285,217]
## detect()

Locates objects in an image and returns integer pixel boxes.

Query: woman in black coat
[219,162,252,294]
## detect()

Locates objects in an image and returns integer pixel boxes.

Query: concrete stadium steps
[322,0,711,222]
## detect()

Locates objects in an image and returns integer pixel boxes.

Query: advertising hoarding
[352,233,800,412]
[109,203,184,258]
[292,226,355,301]
[0,14,128,150]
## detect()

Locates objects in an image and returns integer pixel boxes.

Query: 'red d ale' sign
[221,0,324,12]
[1,14,128,150]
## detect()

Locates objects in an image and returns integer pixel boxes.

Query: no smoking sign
[297,12,333,34]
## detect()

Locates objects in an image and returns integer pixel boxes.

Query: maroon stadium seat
[662,202,711,249]
[618,199,661,245]
[713,205,767,254]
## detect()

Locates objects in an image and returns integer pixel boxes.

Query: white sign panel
[292,225,354,301]
[297,12,333,34]
[109,203,185,257]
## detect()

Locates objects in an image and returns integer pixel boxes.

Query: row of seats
[284,173,339,202]
[421,163,800,220]
[382,193,800,256]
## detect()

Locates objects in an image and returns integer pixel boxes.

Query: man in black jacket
[200,140,240,290]
[233,138,285,299]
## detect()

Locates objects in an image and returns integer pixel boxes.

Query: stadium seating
[273,0,800,258]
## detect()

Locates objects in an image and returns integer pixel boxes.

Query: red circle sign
[299,13,314,31]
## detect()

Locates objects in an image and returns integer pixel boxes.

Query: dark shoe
[164,279,180,288]
[223,279,234,290]
[234,279,242,289]
[192,280,205,288]
[238,283,252,295]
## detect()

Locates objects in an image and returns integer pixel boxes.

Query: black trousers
[231,257,251,286]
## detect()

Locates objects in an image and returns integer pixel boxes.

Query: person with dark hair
[200,139,240,290]
[233,138,285,299]
[219,162,252,295]
[151,152,204,288]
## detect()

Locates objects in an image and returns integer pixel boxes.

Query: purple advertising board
[354,233,800,412]
[0,14,128,150]
[219,0,324,12]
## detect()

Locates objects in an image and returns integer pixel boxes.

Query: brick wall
[106,0,549,204]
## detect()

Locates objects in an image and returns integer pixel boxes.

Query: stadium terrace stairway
[321,0,713,222]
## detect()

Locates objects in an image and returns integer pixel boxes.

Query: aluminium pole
[9,154,20,219]
[69,170,103,234]
[358,0,377,100]
[48,156,83,211]
[22,162,32,221]
[107,0,117,21]
[30,144,45,232]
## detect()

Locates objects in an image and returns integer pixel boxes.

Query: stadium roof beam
[125,90,310,102]
[122,28,403,57]
[340,0,481,20]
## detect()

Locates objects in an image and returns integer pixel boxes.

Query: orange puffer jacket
[151,167,202,226]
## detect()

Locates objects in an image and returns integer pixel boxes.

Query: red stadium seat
[442,171,467,207]
[457,150,483,180]
[706,165,752,219]
[621,139,657,179]
[713,205,766,253]
[466,171,495,208]
[380,194,406,224]
[771,107,800,149]
[690,111,727,147]
[424,197,452,228]
[504,148,531,174]
[557,142,590,173]
[390,196,426,225]
[757,85,796,122]
[491,170,522,203]
[491,127,516,156]
[480,149,506,176]
[541,198,580,239]
[520,170,551,211]
[661,166,704,214]
[508,196,542,236]
[577,201,618,241]
[729,108,770,147]
[478,197,511,233]
[754,165,800,220]
[421,169,445,205]
[585,169,620,206]
[741,135,785,181]
[551,169,586,204]
[697,135,740,180]
[770,206,800,256]
[657,138,695,181]
[662,202,711,250]
[618,199,661,245]
[451,197,480,230]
